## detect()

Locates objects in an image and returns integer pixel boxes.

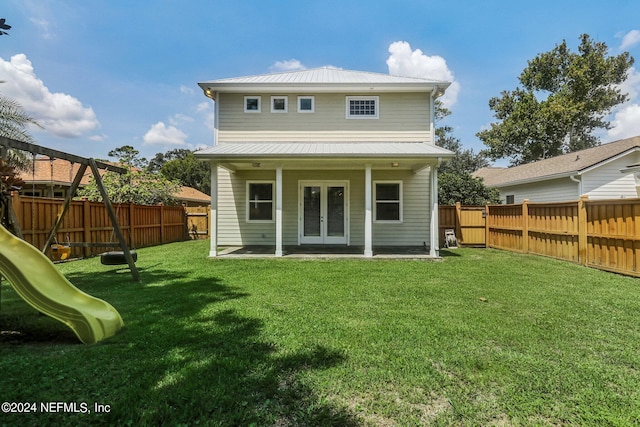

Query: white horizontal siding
[372,169,431,246]
[582,153,640,199]
[218,92,431,143]
[499,178,579,203]
[215,168,432,247]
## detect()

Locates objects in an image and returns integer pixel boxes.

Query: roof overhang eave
[197,82,451,98]
[487,171,580,188]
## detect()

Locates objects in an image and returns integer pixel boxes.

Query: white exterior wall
[581,153,640,199]
[499,178,579,203]
[498,152,640,203]
[217,92,432,144]
[215,168,431,247]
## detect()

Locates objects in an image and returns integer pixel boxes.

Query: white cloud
[29,17,54,40]
[619,30,640,51]
[89,134,108,142]
[270,59,306,72]
[386,41,460,108]
[608,66,640,140]
[196,101,216,131]
[180,85,194,95]
[0,53,99,137]
[608,104,640,140]
[143,121,188,146]
[169,113,194,126]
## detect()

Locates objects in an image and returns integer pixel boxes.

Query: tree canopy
[478,34,634,166]
[435,101,500,205]
[77,145,181,205]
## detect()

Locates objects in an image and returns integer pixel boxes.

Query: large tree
[478,34,634,166]
[435,101,499,205]
[78,145,181,205]
[148,149,210,194]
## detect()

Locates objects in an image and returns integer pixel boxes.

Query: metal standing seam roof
[199,67,450,88]
[473,136,640,187]
[195,142,454,158]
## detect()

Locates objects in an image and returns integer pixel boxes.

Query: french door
[299,181,349,244]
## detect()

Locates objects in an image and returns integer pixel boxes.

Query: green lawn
[0,241,639,426]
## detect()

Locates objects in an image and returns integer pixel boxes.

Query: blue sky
[1,0,640,165]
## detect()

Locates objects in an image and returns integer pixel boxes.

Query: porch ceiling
[195,142,454,172]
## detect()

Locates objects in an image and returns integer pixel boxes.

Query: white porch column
[429,164,439,257]
[209,162,218,257]
[364,164,373,257]
[275,165,283,257]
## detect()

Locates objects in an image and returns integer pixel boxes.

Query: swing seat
[100,250,137,266]
[50,244,72,261]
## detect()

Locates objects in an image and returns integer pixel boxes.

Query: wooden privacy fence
[438,203,486,246]
[11,193,188,259]
[185,206,210,239]
[486,197,640,278]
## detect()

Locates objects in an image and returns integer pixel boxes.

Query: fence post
[485,204,490,249]
[578,195,588,266]
[455,202,462,245]
[522,199,529,254]
[129,202,135,247]
[82,197,91,258]
[159,203,165,244]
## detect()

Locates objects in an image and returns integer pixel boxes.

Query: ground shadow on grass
[439,249,461,257]
[0,267,361,426]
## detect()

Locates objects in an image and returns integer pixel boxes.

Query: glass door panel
[300,182,348,245]
[303,186,321,237]
[326,186,345,237]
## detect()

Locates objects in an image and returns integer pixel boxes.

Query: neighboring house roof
[17,156,208,203]
[474,136,640,187]
[198,67,450,96]
[18,157,97,186]
[175,186,210,204]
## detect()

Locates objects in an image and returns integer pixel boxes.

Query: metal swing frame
[0,136,140,281]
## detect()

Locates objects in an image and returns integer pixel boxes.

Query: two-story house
[195,67,452,257]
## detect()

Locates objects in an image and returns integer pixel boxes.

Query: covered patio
[196,142,454,258]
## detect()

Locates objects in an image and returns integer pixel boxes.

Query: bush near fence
[11,193,188,259]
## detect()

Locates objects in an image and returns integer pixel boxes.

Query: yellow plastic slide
[0,223,123,344]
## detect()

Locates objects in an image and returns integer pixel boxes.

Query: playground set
[0,136,132,343]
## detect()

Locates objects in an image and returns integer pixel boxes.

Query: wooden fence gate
[185,206,209,239]
[439,202,486,246]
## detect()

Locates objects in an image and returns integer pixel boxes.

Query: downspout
[569,174,582,198]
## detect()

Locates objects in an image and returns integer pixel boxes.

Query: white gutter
[569,174,583,198]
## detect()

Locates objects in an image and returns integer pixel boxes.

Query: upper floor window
[244,96,261,113]
[346,96,379,119]
[271,96,288,113]
[298,96,315,113]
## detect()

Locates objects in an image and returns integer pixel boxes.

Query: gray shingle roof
[473,136,640,187]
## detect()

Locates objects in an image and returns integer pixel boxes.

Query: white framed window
[271,96,288,113]
[374,181,402,222]
[346,96,379,119]
[246,181,274,222]
[244,96,261,113]
[297,96,315,113]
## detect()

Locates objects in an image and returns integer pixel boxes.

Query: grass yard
[0,241,639,426]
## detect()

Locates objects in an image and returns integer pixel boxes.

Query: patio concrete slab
[215,246,441,260]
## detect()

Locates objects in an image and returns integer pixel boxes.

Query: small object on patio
[444,229,458,249]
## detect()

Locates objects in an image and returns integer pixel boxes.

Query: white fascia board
[197,82,445,95]
[489,171,579,188]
